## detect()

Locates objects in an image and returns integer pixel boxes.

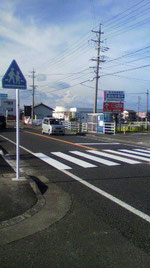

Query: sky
[0,0,150,112]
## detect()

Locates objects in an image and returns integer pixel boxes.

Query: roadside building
[32,103,54,119]
[0,98,16,119]
[52,106,102,122]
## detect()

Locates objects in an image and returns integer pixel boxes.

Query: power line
[39,68,90,88]
[105,0,150,30]
[37,0,150,73]
[105,45,150,64]
[101,72,150,84]
[105,17,150,40]
[101,63,150,78]
[103,0,149,26]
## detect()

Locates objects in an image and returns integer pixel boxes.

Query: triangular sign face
[2,60,27,89]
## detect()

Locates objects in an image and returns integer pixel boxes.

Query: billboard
[103,91,125,102]
[0,94,8,99]
[103,102,124,113]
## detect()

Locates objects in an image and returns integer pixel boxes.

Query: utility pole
[91,24,106,113]
[146,89,149,129]
[137,96,141,121]
[146,89,149,115]
[30,68,36,124]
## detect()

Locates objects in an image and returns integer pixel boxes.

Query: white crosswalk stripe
[34,148,149,171]
[34,152,72,170]
[126,150,150,157]
[87,150,141,164]
[70,151,120,166]
[118,149,150,162]
[51,152,97,168]
[104,149,150,162]
[133,148,150,154]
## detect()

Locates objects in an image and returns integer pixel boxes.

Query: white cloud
[0,0,150,112]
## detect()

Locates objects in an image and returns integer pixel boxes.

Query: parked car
[0,116,6,129]
[42,117,65,135]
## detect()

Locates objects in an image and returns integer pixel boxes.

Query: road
[0,126,150,267]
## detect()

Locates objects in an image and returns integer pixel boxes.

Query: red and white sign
[103,102,124,112]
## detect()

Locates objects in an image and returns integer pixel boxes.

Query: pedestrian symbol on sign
[2,60,27,89]
[8,68,15,83]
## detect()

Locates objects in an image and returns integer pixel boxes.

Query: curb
[0,180,71,246]
[0,176,45,230]
[0,148,72,246]
[0,149,46,229]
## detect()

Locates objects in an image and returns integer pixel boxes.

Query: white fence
[62,121,88,133]
[62,121,115,134]
[62,121,80,132]
[104,122,115,135]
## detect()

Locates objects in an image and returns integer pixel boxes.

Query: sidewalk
[0,175,37,223]
[0,151,37,223]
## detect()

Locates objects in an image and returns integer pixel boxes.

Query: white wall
[0,98,16,116]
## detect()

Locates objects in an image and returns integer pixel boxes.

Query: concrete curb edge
[0,176,46,230]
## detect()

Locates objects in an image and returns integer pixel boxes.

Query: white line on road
[75,143,120,145]
[51,152,97,168]
[0,134,33,155]
[104,149,150,162]
[134,149,150,153]
[1,134,150,223]
[128,150,150,157]
[70,151,119,166]
[87,150,141,164]
[117,149,150,162]
[34,153,72,170]
[62,169,150,224]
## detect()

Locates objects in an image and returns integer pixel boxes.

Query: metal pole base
[12,177,27,181]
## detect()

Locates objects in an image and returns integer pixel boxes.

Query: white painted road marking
[134,149,150,153]
[129,150,150,157]
[62,169,150,224]
[75,143,120,145]
[51,152,97,168]
[34,152,72,170]
[70,151,119,166]
[118,149,150,162]
[1,134,150,223]
[88,150,141,164]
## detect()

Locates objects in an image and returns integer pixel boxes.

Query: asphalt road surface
[0,126,150,267]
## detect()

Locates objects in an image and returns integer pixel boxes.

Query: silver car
[42,117,65,135]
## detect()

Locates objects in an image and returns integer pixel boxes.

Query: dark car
[0,116,6,129]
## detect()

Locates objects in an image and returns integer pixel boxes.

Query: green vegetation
[116,122,149,133]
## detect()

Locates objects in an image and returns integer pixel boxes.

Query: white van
[42,117,65,135]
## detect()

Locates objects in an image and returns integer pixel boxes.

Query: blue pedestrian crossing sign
[2,60,27,89]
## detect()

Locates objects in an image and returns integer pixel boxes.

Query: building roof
[123,110,136,113]
[34,103,54,110]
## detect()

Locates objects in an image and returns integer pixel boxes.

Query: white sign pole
[16,88,20,180]
[2,60,27,181]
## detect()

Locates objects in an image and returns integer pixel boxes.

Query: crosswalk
[34,148,150,170]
